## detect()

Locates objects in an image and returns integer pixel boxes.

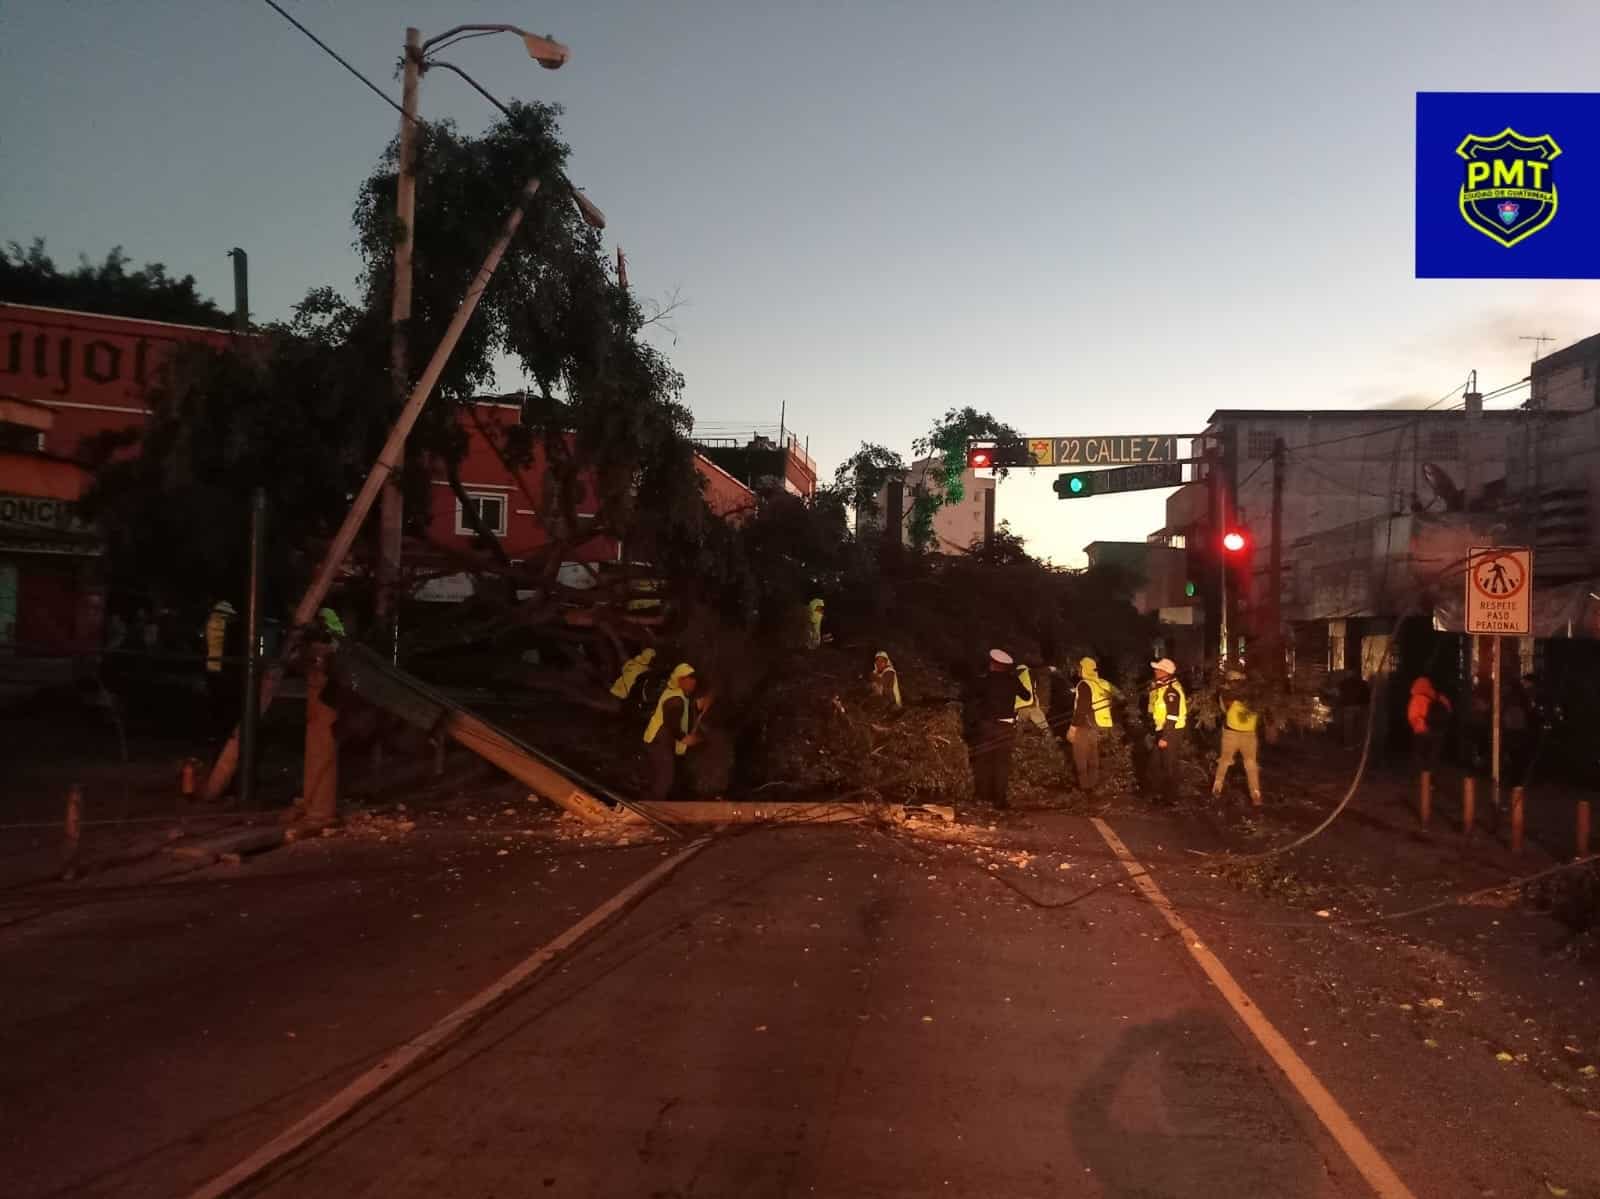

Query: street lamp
[378,21,604,663]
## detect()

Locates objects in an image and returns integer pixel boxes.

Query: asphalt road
[244,823,1363,1198]
[7,811,1598,1199]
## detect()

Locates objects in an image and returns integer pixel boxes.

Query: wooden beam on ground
[619,800,905,826]
[444,711,615,825]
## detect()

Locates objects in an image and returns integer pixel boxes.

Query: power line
[256,0,410,120]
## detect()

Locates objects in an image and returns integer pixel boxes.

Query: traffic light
[967,442,1036,469]
[1053,471,1095,499]
[1222,529,1248,554]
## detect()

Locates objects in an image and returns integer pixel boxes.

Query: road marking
[187,837,711,1199]
[1089,817,1418,1199]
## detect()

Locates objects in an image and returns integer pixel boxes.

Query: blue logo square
[1416,92,1600,279]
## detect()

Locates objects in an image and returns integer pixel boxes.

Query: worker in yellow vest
[642,662,703,802]
[806,598,827,649]
[204,601,236,674]
[1146,657,1187,803]
[1068,657,1117,792]
[611,647,657,700]
[870,651,902,708]
[1212,667,1263,804]
[1014,661,1048,730]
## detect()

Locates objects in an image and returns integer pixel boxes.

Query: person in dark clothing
[1146,657,1187,804]
[970,648,1030,808]
[1336,671,1370,748]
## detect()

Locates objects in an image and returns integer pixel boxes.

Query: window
[456,492,507,536]
[1247,429,1277,460]
[1425,426,1461,459]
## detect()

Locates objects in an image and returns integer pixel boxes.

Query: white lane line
[1089,817,1418,1199]
[187,837,711,1199]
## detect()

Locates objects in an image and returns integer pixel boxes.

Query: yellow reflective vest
[610,653,653,699]
[644,684,691,755]
[1080,676,1115,728]
[1149,680,1188,730]
[204,611,229,673]
[1014,666,1037,712]
[1224,699,1260,733]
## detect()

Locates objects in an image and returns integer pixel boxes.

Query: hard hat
[989,649,1014,666]
[1150,657,1177,675]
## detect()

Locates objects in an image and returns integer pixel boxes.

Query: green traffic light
[1068,475,1085,494]
[1185,581,1196,598]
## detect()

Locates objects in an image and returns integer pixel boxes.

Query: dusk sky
[5,0,1599,564]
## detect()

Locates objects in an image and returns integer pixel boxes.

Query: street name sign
[1102,461,1184,493]
[1465,546,1532,635]
[1025,435,1183,468]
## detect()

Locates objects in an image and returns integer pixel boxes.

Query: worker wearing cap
[807,598,827,649]
[1212,667,1262,804]
[971,648,1031,809]
[870,651,902,708]
[1069,657,1117,793]
[1014,659,1048,730]
[642,663,703,802]
[1146,657,1187,803]
[611,647,657,700]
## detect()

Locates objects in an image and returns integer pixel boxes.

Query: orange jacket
[1407,678,1451,735]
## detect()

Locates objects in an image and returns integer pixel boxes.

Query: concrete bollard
[62,783,83,876]
[1419,771,1432,827]
[1579,800,1592,860]
[1510,786,1525,855]
[1462,777,1476,836]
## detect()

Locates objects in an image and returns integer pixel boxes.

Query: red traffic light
[967,446,994,469]
[1222,530,1247,553]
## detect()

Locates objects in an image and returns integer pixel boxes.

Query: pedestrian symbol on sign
[1471,551,1526,600]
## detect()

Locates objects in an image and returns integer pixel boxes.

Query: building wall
[424,400,619,565]
[1162,410,1521,626]
[864,460,995,554]
[0,303,236,460]
[694,453,757,523]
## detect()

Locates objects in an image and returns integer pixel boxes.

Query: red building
[415,397,756,600]
[0,304,235,659]
[0,302,759,629]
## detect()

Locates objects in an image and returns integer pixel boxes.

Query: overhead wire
[256,0,411,121]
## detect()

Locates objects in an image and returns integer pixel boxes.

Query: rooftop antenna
[1519,332,1555,361]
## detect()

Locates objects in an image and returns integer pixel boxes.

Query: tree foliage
[85,100,698,620]
[0,239,231,328]
[908,407,1023,552]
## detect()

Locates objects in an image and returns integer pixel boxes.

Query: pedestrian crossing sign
[1465,546,1531,635]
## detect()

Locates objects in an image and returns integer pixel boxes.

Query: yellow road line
[187,837,711,1199]
[1090,817,1418,1199]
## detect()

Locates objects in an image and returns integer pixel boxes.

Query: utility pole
[227,248,249,333]
[376,27,423,666]
[238,488,266,808]
[1211,448,1228,667]
[204,176,545,803]
[1268,437,1285,675]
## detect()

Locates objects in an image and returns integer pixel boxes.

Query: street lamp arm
[425,59,513,118]
[423,60,605,232]
[421,23,569,68]
[422,23,517,50]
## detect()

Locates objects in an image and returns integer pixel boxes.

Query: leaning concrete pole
[203,177,544,802]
